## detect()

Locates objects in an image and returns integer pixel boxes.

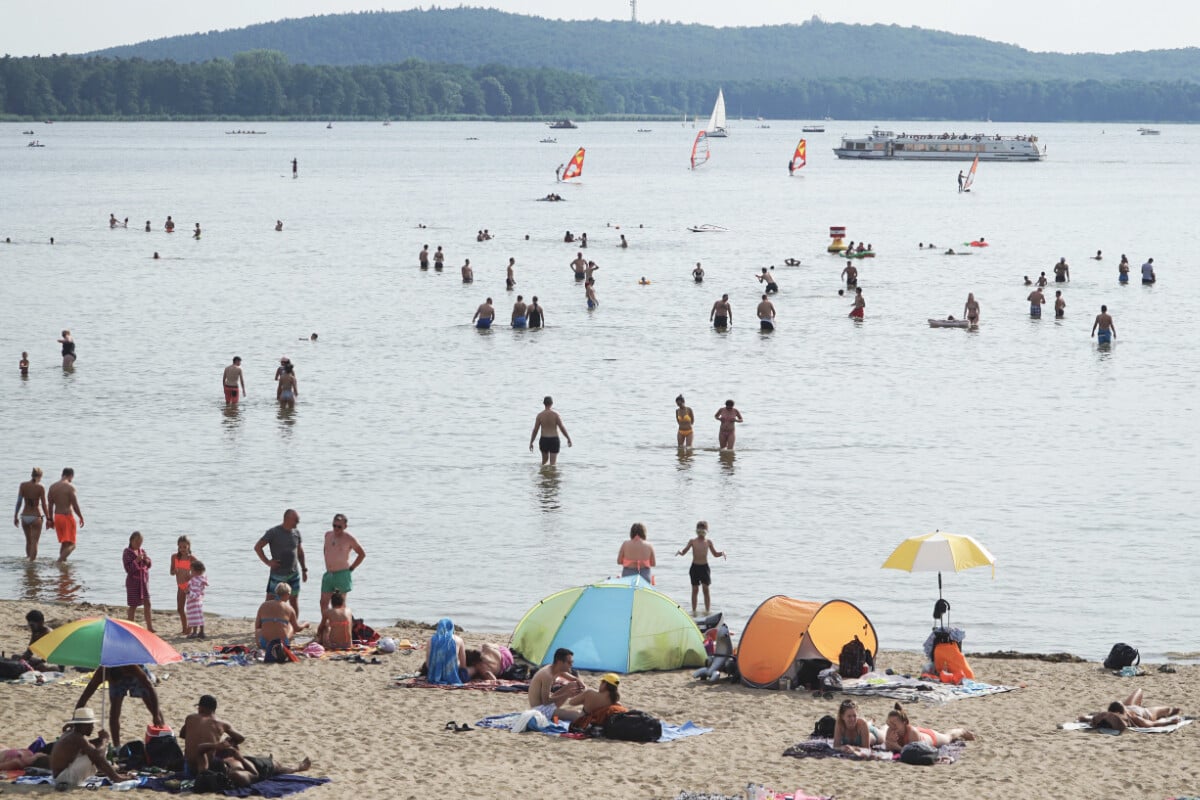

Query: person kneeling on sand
[528,647,585,721]
[567,673,627,731]
[1080,688,1183,730]
[181,694,246,775]
[49,708,131,789]
[884,703,975,752]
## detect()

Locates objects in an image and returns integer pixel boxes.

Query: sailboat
[706,88,728,138]
[959,155,979,193]
[690,130,710,170]
[561,147,586,181]
[789,139,807,176]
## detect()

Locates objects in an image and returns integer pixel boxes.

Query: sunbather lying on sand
[833,700,886,753]
[884,703,975,752]
[1080,688,1183,729]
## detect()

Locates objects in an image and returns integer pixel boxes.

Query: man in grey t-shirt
[253,509,308,613]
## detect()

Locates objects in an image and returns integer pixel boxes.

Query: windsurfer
[555,163,564,182]
[957,170,964,190]
[788,159,795,176]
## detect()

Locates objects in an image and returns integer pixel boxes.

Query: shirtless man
[530,396,572,466]
[506,257,516,290]
[1091,304,1116,344]
[511,295,528,329]
[710,294,732,329]
[849,287,865,318]
[1036,271,1048,288]
[180,694,245,775]
[714,400,743,450]
[461,259,473,283]
[756,267,778,294]
[473,298,495,329]
[222,357,245,405]
[321,513,365,614]
[527,297,545,329]
[419,245,430,270]
[841,261,858,287]
[1054,290,1066,319]
[1053,257,1070,283]
[209,745,311,788]
[76,665,163,747]
[569,252,587,280]
[677,521,725,616]
[1027,287,1046,318]
[757,294,776,332]
[50,708,130,790]
[14,466,50,560]
[692,262,704,283]
[528,647,585,721]
[584,260,600,281]
[585,279,599,310]
[433,246,445,271]
[46,467,83,562]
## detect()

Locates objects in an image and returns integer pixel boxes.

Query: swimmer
[1092,250,1103,260]
[473,298,495,329]
[756,294,776,331]
[109,213,118,228]
[193,223,201,240]
[692,263,704,283]
[1091,304,1116,344]
[461,259,473,283]
[275,220,283,231]
[303,333,318,341]
[756,267,778,294]
[710,294,732,329]
[144,220,152,232]
[1023,275,1032,286]
[638,277,651,285]
[945,248,956,255]
[784,258,801,266]
[619,235,628,248]
[153,252,160,260]
[1037,272,1048,288]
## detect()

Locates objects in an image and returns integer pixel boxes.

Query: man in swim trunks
[46,467,83,563]
[527,297,544,329]
[1027,287,1046,318]
[222,357,245,405]
[569,252,587,280]
[710,294,732,329]
[756,267,779,294]
[1053,257,1070,283]
[528,648,585,721]
[14,466,50,560]
[254,509,307,613]
[677,521,724,616]
[180,694,246,775]
[757,294,776,331]
[841,261,858,287]
[50,708,130,789]
[321,513,364,614]
[76,664,164,747]
[1054,290,1066,319]
[849,287,865,318]
[461,259,473,283]
[434,246,445,270]
[506,257,516,290]
[511,295,528,328]
[1141,258,1156,284]
[210,746,312,788]
[1091,304,1116,344]
[585,279,598,310]
[419,245,430,269]
[473,298,495,329]
[530,396,573,466]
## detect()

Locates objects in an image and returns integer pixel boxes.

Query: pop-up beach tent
[510,576,707,673]
[737,596,877,689]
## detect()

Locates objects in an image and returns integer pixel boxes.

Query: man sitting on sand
[528,647,585,721]
[1080,688,1183,730]
[49,708,131,789]
[180,694,246,775]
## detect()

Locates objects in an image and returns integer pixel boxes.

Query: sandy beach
[2,599,1196,799]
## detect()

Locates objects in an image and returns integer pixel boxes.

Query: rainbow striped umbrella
[30,616,182,668]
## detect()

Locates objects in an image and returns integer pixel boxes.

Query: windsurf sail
[561,147,585,181]
[791,139,807,172]
[690,131,710,170]
[961,155,978,192]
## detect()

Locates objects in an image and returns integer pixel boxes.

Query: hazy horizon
[2,1,1196,58]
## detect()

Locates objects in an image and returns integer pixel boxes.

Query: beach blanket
[675,791,832,800]
[841,675,1016,704]
[140,774,329,796]
[389,676,529,692]
[783,737,965,764]
[1059,718,1193,735]
[475,712,712,742]
[7,670,68,685]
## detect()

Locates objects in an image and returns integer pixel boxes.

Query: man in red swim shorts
[46,467,84,563]
[222,356,246,404]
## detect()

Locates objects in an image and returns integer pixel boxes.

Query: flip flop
[444,722,458,732]
[455,723,472,733]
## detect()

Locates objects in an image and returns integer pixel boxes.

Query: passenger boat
[548,119,578,129]
[802,124,825,133]
[834,129,1044,161]
[1138,127,1161,135]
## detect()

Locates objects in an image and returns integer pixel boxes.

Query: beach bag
[352,618,380,645]
[817,667,843,692]
[144,732,183,771]
[899,741,939,766]
[838,636,871,678]
[0,658,30,680]
[1103,643,1139,670]
[812,715,836,738]
[116,740,145,769]
[933,642,975,685]
[603,710,662,743]
[264,639,299,664]
[193,769,232,793]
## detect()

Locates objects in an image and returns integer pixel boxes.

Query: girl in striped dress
[122,531,154,632]
[186,560,208,639]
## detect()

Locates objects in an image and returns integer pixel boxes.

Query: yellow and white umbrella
[881,530,995,599]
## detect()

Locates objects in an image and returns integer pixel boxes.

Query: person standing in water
[756,267,778,294]
[58,330,76,368]
[291,158,298,178]
[461,259,473,283]
[963,293,980,327]
[47,467,84,563]
[1141,258,1156,285]
[506,258,516,291]
[276,363,298,409]
[419,245,430,270]
[19,351,30,376]
[1053,257,1070,283]
[1092,305,1116,344]
[1054,290,1066,319]
[710,294,732,329]
[585,279,598,310]
[841,261,858,287]
[692,263,705,283]
[617,523,656,582]
[675,395,695,449]
[714,400,743,450]
[434,246,445,271]
[676,521,725,617]
[757,294,776,332]
[193,223,201,240]
[511,295,528,329]
[14,467,50,560]
[1119,255,1130,284]
[849,287,865,318]
[527,296,545,329]
[473,298,495,329]
[222,357,245,404]
[530,396,572,466]
[570,252,587,280]
[1027,287,1046,318]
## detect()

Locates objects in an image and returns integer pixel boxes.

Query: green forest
[3,52,1200,121]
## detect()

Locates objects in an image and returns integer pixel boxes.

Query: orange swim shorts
[54,514,77,544]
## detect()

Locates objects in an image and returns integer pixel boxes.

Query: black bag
[1103,643,1140,670]
[193,768,232,793]
[899,741,939,766]
[603,710,662,743]
[812,714,836,738]
[795,659,831,690]
[838,636,872,679]
[0,659,30,680]
[144,734,184,771]
[116,740,145,769]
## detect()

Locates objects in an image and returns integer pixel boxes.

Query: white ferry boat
[834,129,1044,161]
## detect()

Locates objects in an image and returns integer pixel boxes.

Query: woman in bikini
[884,703,975,752]
[675,395,695,449]
[14,467,50,560]
[170,536,194,635]
[316,589,353,650]
[963,293,981,327]
[833,699,885,753]
[254,582,307,651]
[617,523,656,582]
[714,400,743,451]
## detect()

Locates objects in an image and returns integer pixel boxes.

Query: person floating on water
[1092,304,1116,345]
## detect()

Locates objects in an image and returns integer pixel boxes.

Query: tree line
[3,53,1199,121]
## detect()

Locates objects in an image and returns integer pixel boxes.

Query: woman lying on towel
[423,618,467,685]
[833,700,886,753]
[884,703,975,752]
[567,673,628,731]
[1080,688,1183,729]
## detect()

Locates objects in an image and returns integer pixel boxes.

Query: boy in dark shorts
[676,521,725,617]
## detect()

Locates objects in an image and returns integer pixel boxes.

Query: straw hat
[66,707,97,726]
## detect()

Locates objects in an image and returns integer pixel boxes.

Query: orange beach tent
[737,596,877,689]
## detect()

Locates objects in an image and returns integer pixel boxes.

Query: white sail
[706,88,728,137]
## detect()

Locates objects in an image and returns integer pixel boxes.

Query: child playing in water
[676,521,726,617]
[170,536,194,636]
[186,560,208,639]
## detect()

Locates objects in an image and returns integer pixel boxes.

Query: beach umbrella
[881,530,995,600]
[30,616,182,668]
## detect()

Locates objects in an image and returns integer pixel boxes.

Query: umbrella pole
[938,571,943,600]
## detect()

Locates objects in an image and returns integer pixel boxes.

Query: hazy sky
[3,0,1196,57]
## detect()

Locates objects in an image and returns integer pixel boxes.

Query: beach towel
[783,737,964,764]
[219,774,330,797]
[1059,718,1193,735]
[475,712,712,742]
[425,618,463,685]
[389,676,529,692]
[674,791,832,800]
[841,674,1016,704]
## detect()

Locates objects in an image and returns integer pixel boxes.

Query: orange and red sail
[561,147,585,180]
[792,139,807,171]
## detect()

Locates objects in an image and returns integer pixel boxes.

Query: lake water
[1,120,1197,661]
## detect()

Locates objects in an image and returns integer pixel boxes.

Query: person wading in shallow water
[530,396,572,466]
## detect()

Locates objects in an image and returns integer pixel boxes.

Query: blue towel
[426,618,463,685]
[657,722,713,742]
[222,775,331,797]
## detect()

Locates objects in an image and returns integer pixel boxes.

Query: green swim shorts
[321,568,353,594]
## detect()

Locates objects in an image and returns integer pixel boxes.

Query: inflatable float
[845,250,875,259]
[929,318,971,328]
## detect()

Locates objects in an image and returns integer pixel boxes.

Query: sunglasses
[333,523,346,529]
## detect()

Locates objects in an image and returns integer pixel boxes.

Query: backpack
[811,715,836,738]
[602,710,663,743]
[1103,643,1139,670]
[838,636,872,679]
[899,741,939,766]
[144,733,184,771]
[116,740,145,769]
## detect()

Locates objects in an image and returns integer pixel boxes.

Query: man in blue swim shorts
[254,509,307,613]
[1091,304,1116,345]
[1027,287,1045,318]
[473,298,495,329]
[511,296,528,329]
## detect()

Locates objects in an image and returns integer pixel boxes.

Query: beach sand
[2,599,1196,799]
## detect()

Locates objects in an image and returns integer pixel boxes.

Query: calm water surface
[1,121,1197,660]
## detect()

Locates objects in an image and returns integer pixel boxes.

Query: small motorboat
[539,137,557,144]
[688,224,728,233]
[27,140,45,148]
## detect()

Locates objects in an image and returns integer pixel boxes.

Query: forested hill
[86,8,1200,84]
